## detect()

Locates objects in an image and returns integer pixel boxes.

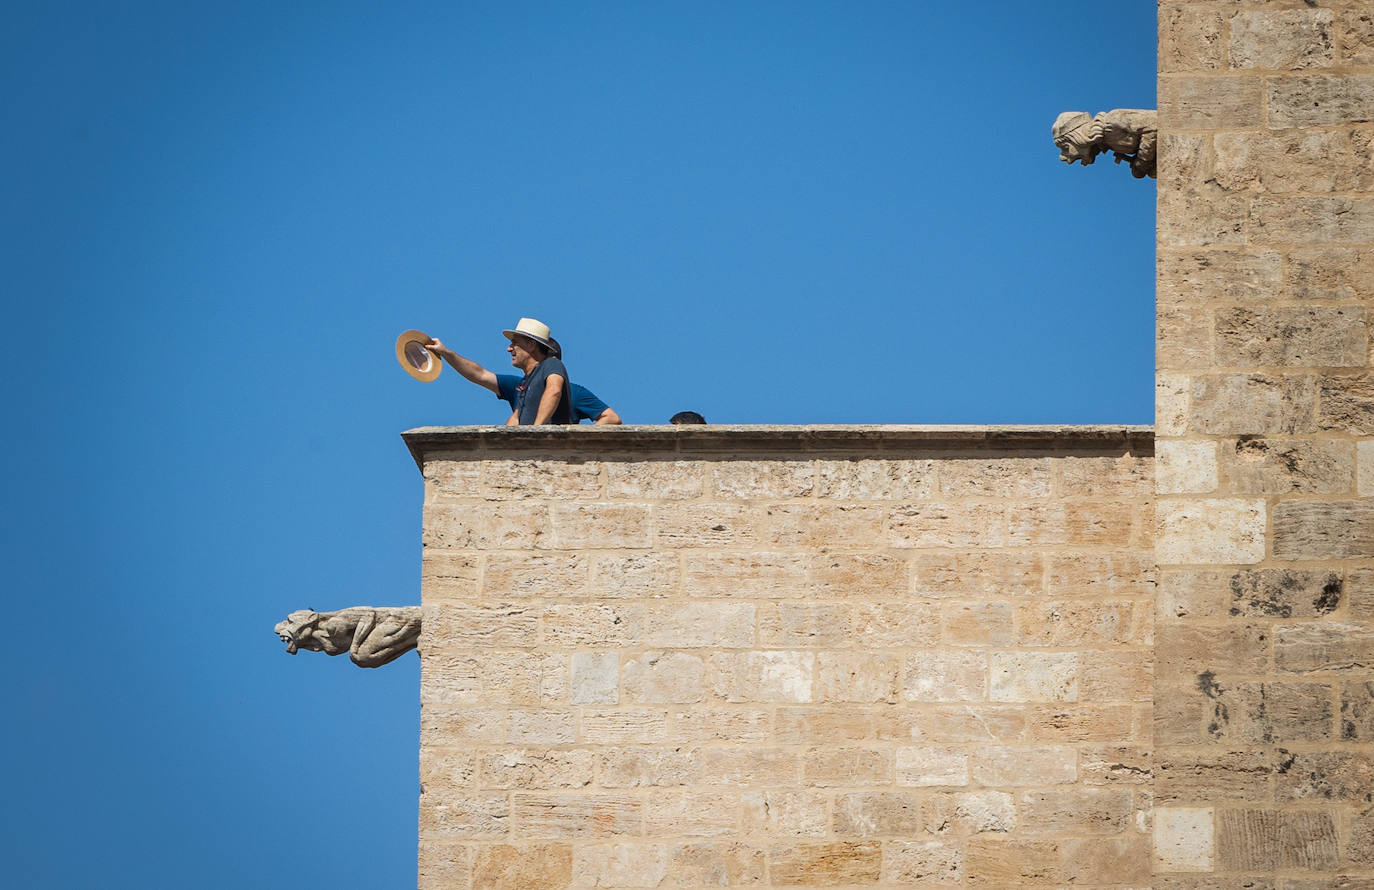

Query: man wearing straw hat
[427,317,572,424]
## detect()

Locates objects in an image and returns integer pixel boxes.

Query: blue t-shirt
[497,374,609,423]
[512,357,573,424]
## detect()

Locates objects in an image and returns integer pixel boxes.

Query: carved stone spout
[1053,109,1157,179]
[274,606,421,668]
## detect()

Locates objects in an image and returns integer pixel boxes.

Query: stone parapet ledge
[403,424,1154,469]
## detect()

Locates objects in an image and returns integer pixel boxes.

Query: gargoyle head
[1052,111,1101,166]
[274,609,323,655]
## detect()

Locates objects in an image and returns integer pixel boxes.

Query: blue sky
[3,2,1154,886]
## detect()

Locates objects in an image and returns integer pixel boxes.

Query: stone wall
[407,426,1153,888]
[1156,1,1374,885]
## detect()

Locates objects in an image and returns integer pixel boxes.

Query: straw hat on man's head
[502,317,555,352]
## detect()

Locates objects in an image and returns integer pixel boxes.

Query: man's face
[508,334,541,369]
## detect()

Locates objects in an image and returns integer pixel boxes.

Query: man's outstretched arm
[428,338,499,394]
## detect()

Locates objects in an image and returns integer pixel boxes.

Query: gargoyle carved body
[1053,109,1157,179]
[274,606,421,668]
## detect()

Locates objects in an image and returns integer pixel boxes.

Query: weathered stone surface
[1155,807,1214,872]
[645,602,754,649]
[1253,197,1374,245]
[709,651,814,703]
[1158,249,1283,305]
[589,553,677,599]
[681,552,805,598]
[712,460,814,500]
[1288,247,1374,301]
[1079,651,1154,702]
[764,504,884,548]
[1048,552,1154,598]
[1319,375,1374,436]
[806,552,908,598]
[1061,837,1150,886]
[757,602,852,648]
[1268,75,1374,128]
[1209,682,1335,743]
[570,843,668,888]
[989,652,1079,702]
[510,709,577,745]
[670,842,765,886]
[421,549,481,600]
[1189,373,1316,436]
[655,504,762,549]
[1157,624,1270,685]
[1026,705,1136,742]
[1016,601,1146,647]
[700,749,800,787]
[471,843,572,890]
[1275,622,1374,672]
[1215,308,1367,369]
[741,791,830,838]
[1158,440,1218,494]
[551,503,652,549]
[420,794,510,839]
[1343,680,1374,740]
[1017,788,1132,835]
[1215,129,1374,195]
[482,459,603,500]
[888,502,1007,548]
[480,749,595,790]
[1362,441,1374,497]
[668,707,768,744]
[1230,9,1334,70]
[768,842,881,886]
[1343,9,1374,65]
[542,603,643,647]
[921,791,1016,835]
[597,747,701,788]
[1158,569,1231,620]
[914,551,1043,598]
[1229,568,1344,619]
[902,652,987,703]
[832,791,923,837]
[1217,808,1340,870]
[622,652,705,704]
[1273,500,1374,559]
[425,502,550,549]
[942,601,1014,646]
[1275,750,1374,801]
[1160,76,1264,129]
[1158,187,1248,246]
[513,793,641,838]
[850,602,942,648]
[581,710,668,745]
[963,838,1064,886]
[1157,498,1266,565]
[815,652,900,704]
[969,746,1076,786]
[896,746,969,787]
[937,457,1052,499]
[1160,5,1226,72]
[814,458,935,500]
[1156,751,1271,804]
[881,840,963,886]
[605,460,705,500]
[1225,438,1356,495]
[875,706,1026,744]
[418,842,472,890]
[775,707,872,745]
[1161,303,1215,371]
[1079,745,1152,785]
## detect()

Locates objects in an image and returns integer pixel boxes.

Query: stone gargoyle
[274,606,421,668]
[1052,109,1157,179]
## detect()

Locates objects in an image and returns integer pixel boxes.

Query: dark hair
[670,411,707,425]
[547,337,563,359]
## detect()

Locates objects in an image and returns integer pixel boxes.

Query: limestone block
[589,553,678,599]
[597,747,702,788]
[667,707,768,744]
[418,843,472,890]
[1253,196,1374,245]
[711,459,814,499]
[888,503,1006,548]
[1230,9,1334,70]
[1154,879,1274,890]
[645,602,754,648]
[1342,10,1374,65]
[1155,623,1270,685]
[419,794,510,839]
[1155,751,1271,804]
[1319,374,1374,436]
[937,457,1052,499]
[1078,651,1153,702]
[1215,129,1374,194]
[1343,680,1374,739]
[851,602,942,648]
[621,652,706,704]
[1158,250,1282,305]
[483,458,603,500]
[709,651,813,703]
[741,791,830,838]
[758,602,853,647]
[1016,601,1146,648]
[1348,569,1374,618]
[581,710,668,745]
[990,652,1079,702]
[914,551,1043,598]
[969,746,1076,786]
[424,502,550,550]
[1157,187,1247,246]
[880,840,963,886]
[1215,307,1367,369]
[1025,705,1135,742]
[1078,746,1151,786]
[1155,807,1215,872]
[806,552,909,598]
[1273,500,1374,559]
[654,504,762,548]
[669,843,765,886]
[1158,569,1231,620]
[512,793,642,838]
[763,503,884,547]
[422,748,477,795]
[814,458,935,500]
[509,709,577,745]
[1288,247,1374,302]
[1055,455,1154,498]
[541,603,643,647]
[700,748,800,786]
[1229,568,1344,618]
[1225,438,1356,495]
[1060,836,1151,886]
[568,654,618,706]
[895,746,969,787]
[920,790,1017,835]
[571,843,668,889]
[816,652,900,703]
[831,791,923,836]
[479,749,596,790]
[767,842,881,886]
[1188,374,1316,436]
[1158,440,1218,494]
[963,838,1064,886]
[1016,788,1132,835]
[1217,808,1340,870]
[644,791,740,837]
[551,503,651,549]
[1268,75,1374,127]
[421,550,480,600]
[1275,622,1374,672]
[470,843,572,890]
[1160,76,1264,129]
[1160,4,1226,72]
[1048,552,1155,598]
[804,747,893,787]
[876,705,1024,744]
[682,553,806,598]
[1156,498,1266,565]
[902,652,987,703]
[1355,808,1374,866]
[1361,441,1374,496]
[1209,682,1335,743]
[775,707,873,745]
[1005,501,1143,549]
[1275,750,1374,801]
[941,601,1013,646]
[484,554,588,599]
[425,603,539,649]
[604,460,705,500]
[1157,373,1190,436]
[1159,303,1215,371]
